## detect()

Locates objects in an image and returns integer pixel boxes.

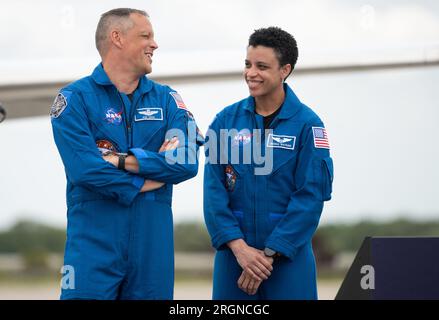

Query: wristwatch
[118,154,127,170]
[264,247,280,259]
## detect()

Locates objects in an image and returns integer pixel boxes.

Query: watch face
[264,248,276,257]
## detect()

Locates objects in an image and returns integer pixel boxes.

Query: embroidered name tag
[266,134,296,150]
[135,108,163,121]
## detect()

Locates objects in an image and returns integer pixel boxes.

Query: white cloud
[1,0,438,62]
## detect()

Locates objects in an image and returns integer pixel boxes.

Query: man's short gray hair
[95,8,149,57]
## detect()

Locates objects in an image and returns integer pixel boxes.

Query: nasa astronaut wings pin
[50,91,72,119]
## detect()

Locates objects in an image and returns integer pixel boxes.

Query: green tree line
[1,218,439,256]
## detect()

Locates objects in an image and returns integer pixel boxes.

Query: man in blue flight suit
[51,8,201,299]
[204,27,334,299]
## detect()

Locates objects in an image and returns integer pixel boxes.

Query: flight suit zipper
[127,93,138,148]
[253,113,266,247]
[117,92,136,149]
[116,92,130,148]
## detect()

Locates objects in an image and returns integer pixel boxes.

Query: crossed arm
[103,137,180,192]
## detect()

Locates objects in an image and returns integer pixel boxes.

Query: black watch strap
[118,154,127,170]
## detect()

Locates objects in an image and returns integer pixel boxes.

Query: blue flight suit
[51,64,201,300]
[204,83,334,300]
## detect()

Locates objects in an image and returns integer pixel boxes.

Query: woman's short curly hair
[248,27,298,79]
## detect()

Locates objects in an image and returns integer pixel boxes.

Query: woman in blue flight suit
[204,27,334,299]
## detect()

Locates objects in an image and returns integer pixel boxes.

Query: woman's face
[244,45,290,98]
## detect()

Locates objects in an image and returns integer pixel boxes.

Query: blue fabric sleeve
[203,115,244,250]
[51,90,144,207]
[265,123,334,260]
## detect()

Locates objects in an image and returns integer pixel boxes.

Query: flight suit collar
[243,83,302,120]
[91,63,153,94]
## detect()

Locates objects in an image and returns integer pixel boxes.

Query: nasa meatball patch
[105,108,123,125]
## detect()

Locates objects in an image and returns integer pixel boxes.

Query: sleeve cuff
[129,147,148,160]
[118,176,144,207]
[132,176,145,190]
[264,237,298,261]
[212,229,244,251]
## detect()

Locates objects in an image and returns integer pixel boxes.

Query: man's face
[122,13,158,76]
[244,45,289,98]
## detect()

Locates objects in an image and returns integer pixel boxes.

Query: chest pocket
[265,120,303,174]
[269,147,298,177]
[265,131,299,177]
[132,111,167,152]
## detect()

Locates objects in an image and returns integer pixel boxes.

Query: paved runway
[0,279,341,300]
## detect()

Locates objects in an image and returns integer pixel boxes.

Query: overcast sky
[1,0,439,83]
[1,1,439,230]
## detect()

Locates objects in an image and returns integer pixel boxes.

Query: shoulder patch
[169,91,188,110]
[312,127,330,149]
[50,91,72,118]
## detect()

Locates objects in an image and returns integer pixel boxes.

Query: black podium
[335,237,439,299]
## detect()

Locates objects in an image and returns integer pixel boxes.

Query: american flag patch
[170,92,187,110]
[312,127,330,149]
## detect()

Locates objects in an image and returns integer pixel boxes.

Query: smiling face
[244,45,291,99]
[122,13,158,76]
